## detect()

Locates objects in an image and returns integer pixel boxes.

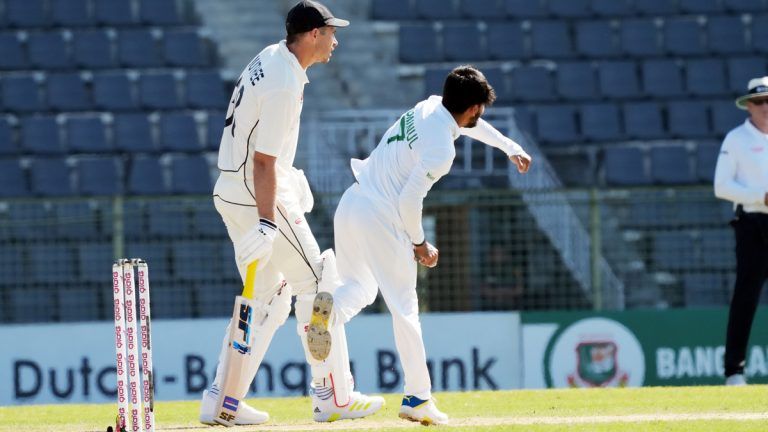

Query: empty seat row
[1,0,186,29]
[374,0,766,21]
[399,16,768,63]
[0,70,227,112]
[602,143,721,186]
[0,28,214,70]
[0,154,214,197]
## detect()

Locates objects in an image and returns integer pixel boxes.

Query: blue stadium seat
[190,200,227,237]
[603,146,650,186]
[140,72,181,109]
[51,0,92,26]
[59,287,101,322]
[6,0,47,27]
[620,19,662,57]
[699,229,736,269]
[0,159,27,197]
[711,101,746,136]
[161,113,201,152]
[634,0,678,15]
[535,106,579,145]
[30,157,74,196]
[220,240,239,280]
[93,72,138,111]
[29,244,76,283]
[679,0,724,13]
[147,201,190,238]
[47,73,91,111]
[118,29,162,67]
[652,231,696,270]
[95,0,137,26]
[727,57,766,92]
[443,23,485,62]
[140,0,182,25]
[125,242,172,282]
[398,24,441,63]
[751,15,768,54]
[114,114,156,152]
[415,0,460,19]
[170,155,211,194]
[696,141,722,182]
[424,68,447,97]
[77,243,113,283]
[708,15,749,54]
[186,71,227,109]
[591,0,633,16]
[598,61,640,98]
[684,273,728,307]
[641,59,684,97]
[0,33,27,69]
[530,20,573,58]
[28,32,72,69]
[128,156,166,195]
[67,116,110,153]
[724,0,765,11]
[581,103,622,141]
[163,30,207,67]
[557,62,598,100]
[549,0,591,17]
[480,67,509,102]
[0,118,16,155]
[511,65,556,101]
[112,200,145,239]
[0,245,25,286]
[460,0,505,19]
[196,283,239,317]
[7,201,52,240]
[685,59,727,97]
[487,22,526,60]
[207,112,224,150]
[668,100,710,138]
[505,0,548,17]
[172,240,220,281]
[575,20,620,58]
[371,0,416,20]
[664,17,705,56]
[147,285,193,319]
[548,151,596,186]
[623,102,665,139]
[650,145,694,184]
[77,156,122,196]
[9,288,56,323]
[3,75,44,112]
[56,201,99,240]
[73,30,116,69]
[21,116,64,154]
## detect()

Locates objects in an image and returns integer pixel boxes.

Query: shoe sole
[399,412,435,426]
[307,292,333,361]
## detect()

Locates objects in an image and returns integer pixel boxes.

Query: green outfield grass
[1,386,766,432]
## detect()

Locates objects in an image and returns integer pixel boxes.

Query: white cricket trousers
[332,183,433,400]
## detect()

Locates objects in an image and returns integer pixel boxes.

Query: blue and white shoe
[399,395,448,426]
[198,389,269,425]
[311,385,385,422]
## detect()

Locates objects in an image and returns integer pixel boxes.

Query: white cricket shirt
[714,119,768,213]
[352,95,526,244]
[214,41,308,207]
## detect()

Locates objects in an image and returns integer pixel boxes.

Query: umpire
[714,76,768,386]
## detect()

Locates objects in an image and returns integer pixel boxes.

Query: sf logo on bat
[232,302,253,355]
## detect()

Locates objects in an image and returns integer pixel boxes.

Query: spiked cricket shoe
[312,387,385,422]
[199,389,269,425]
[307,291,333,361]
[399,395,448,426]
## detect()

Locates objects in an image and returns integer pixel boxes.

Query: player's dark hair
[441,65,496,114]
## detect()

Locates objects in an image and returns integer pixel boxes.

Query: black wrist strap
[413,239,426,247]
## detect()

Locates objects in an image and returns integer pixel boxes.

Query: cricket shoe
[307,291,333,361]
[399,395,449,426]
[199,389,269,425]
[725,374,747,386]
[312,386,385,422]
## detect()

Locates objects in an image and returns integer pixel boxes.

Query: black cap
[286,0,349,35]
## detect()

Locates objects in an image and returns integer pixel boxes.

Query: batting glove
[235,218,278,269]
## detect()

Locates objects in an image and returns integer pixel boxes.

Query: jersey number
[224,77,245,137]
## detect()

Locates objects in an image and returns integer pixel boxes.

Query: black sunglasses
[750,99,768,106]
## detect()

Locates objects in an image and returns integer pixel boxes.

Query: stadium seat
[460,0,506,19]
[0,159,27,197]
[443,23,486,62]
[398,24,441,63]
[685,59,727,97]
[699,229,736,269]
[6,0,47,27]
[21,116,64,154]
[9,288,56,323]
[547,151,596,186]
[598,61,640,98]
[172,240,220,281]
[652,231,697,270]
[664,17,706,56]
[170,155,211,194]
[147,201,190,238]
[160,113,202,152]
[140,0,182,25]
[114,114,156,152]
[415,0,460,19]
[575,20,620,58]
[727,57,766,92]
[535,105,579,145]
[186,71,227,109]
[77,243,113,283]
[641,59,684,97]
[751,15,768,54]
[667,100,711,138]
[206,112,224,150]
[51,0,92,26]
[93,72,138,111]
[125,242,172,282]
[114,200,146,239]
[486,22,526,60]
[77,156,122,196]
[371,0,416,20]
[118,29,162,67]
[95,0,137,26]
[0,245,25,286]
[650,145,694,184]
[3,75,44,112]
[510,65,556,101]
[127,156,166,195]
[0,33,27,70]
[30,157,74,196]
[147,285,193,319]
[634,0,678,15]
[724,0,765,11]
[530,20,573,59]
[163,30,208,67]
[580,103,623,141]
[67,116,111,153]
[7,201,52,240]
[556,62,597,100]
[708,15,749,54]
[679,0,724,13]
[29,244,76,283]
[480,67,509,102]
[140,72,182,110]
[59,287,101,322]
[591,0,633,16]
[695,141,722,183]
[711,101,746,136]
[28,32,72,70]
[196,283,239,317]
[73,30,116,69]
[683,273,728,307]
[190,200,227,237]
[0,117,16,155]
[55,200,99,240]
[620,19,662,57]
[505,0,548,17]
[548,0,591,17]
[424,67,450,98]
[47,73,91,111]
[603,146,650,186]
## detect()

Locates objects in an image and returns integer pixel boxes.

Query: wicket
[112,259,155,432]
